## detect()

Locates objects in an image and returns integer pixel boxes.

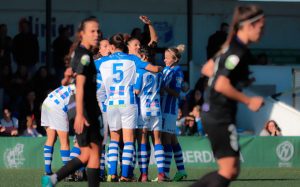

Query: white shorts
[161,113,177,134]
[107,105,138,131]
[137,115,162,131]
[41,98,69,132]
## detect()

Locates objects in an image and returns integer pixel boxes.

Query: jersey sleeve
[96,83,106,103]
[134,70,143,92]
[72,52,91,75]
[94,58,101,74]
[132,55,149,69]
[96,70,106,101]
[218,53,241,78]
[156,72,163,92]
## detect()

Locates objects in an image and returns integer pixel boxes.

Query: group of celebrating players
[41,3,265,187]
[41,15,187,187]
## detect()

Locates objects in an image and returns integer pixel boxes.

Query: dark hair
[131,28,142,38]
[126,37,140,45]
[19,18,30,26]
[109,33,127,52]
[2,106,12,113]
[77,16,98,32]
[264,120,281,132]
[139,45,150,59]
[58,26,69,36]
[221,5,264,53]
[220,22,229,30]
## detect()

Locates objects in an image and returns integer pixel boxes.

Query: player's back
[48,84,75,104]
[44,84,76,113]
[98,52,139,108]
[136,69,162,117]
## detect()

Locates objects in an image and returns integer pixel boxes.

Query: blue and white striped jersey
[96,52,148,108]
[46,84,76,113]
[135,69,162,117]
[95,57,107,113]
[161,65,184,115]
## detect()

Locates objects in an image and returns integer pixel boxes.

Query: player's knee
[78,150,90,164]
[225,167,240,179]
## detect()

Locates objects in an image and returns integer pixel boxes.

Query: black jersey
[71,45,101,123]
[202,36,254,121]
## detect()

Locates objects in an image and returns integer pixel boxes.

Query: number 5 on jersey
[113,63,124,83]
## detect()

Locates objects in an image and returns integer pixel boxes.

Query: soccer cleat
[119,176,137,182]
[41,175,54,187]
[173,171,187,181]
[64,174,74,182]
[152,173,170,182]
[138,173,148,182]
[73,170,87,182]
[158,172,171,182]
[107,175,119,182]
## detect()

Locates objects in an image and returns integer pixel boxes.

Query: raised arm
[145,64,163,73]
[139,15,158,46]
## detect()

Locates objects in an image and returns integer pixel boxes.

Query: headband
[238,13,264,27]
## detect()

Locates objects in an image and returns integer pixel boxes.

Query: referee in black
[191,5,265,187]
[42,16,102,187]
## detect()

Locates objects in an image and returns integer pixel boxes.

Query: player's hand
[158,66,164,72]
[62,67,74,86]
[11,129,18,136]
[0,126,5,132]
[141,54,147,62]
[247,96,264,112]
[64,67,73,77]
[139,15,151,25]
[74,114,90,134]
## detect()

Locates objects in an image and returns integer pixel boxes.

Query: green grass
[1,168,300,187]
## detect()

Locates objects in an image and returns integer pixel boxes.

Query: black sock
[190,171,231,187]
[86,168,100,187]
[56,157,84,181]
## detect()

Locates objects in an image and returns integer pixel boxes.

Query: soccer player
[134,46,167,182]
[42,16,102,187]
[41,67,75,176]
[161,44,187,181]
[96,33,162,182]
[94,39,111,181]
[191,5,265,187]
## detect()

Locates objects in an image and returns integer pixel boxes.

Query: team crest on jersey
[225,55,240,70]
[81,55,90,66]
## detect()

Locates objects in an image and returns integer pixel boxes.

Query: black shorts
[76,118,102,147]
[202,112,240,159]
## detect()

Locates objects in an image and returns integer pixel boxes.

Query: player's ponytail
[217,5,264,57]
[109,33,127,52]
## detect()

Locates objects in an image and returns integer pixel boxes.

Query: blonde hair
[167,44,185,62]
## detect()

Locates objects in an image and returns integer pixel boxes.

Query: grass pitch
[1,167,300,187]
